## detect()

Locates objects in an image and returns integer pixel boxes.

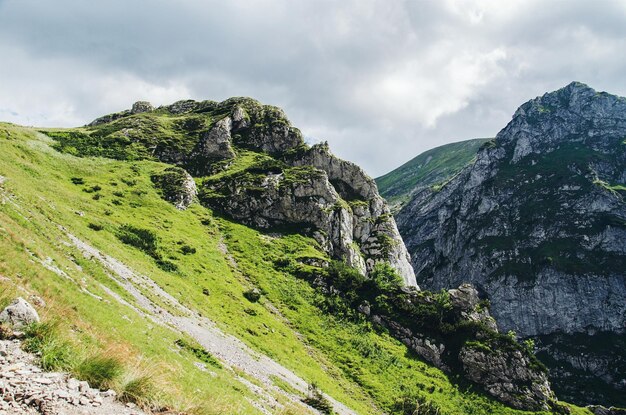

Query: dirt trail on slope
[67,233,358,415]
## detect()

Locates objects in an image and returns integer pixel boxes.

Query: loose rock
[0,298,40,329]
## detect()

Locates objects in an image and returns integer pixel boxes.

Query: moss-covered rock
[151,166,197,210]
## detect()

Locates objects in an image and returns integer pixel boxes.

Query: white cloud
[0,44,190,127]
[0,0,626,175]
[354,47,507,127]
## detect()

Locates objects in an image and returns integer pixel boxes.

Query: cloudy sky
[1,0,626,176]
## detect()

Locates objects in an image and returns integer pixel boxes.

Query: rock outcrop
[459,342,552,411]
[200,147,416,285]
[307,270,554,410]
[192,117,237,162]
[80,97,416,285]
[130,101,153,114]
[151,166,198,210]
[288,143,415,285]
[395,82,626,405]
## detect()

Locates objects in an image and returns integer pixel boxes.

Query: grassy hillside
[375,138,488,210]
[0,122,589,415]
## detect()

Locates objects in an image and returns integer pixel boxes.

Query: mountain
[392,82,626,407]
[376,138,489,211]
[0,98,584,414]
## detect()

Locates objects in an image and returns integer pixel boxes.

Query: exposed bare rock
[326,280,553,410]
[459,342,553,411]
[449,284,498,331]
[201,165,371,274]
[150,166,197,210]
[0,298,39,329]
[86,110,131,127]
[231,104,304,154]
[231,105,250,130]
[289,143,416,285]
[192,117,236,162]
[130,101,153,114]
[395,81,626,406]
[587,405,626,415]
[165,99,198,114]
[0,338,145,415]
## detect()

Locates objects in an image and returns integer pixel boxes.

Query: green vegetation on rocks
[0,99,593,415]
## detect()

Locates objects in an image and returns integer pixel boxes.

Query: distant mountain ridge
[386,82,626,406]
[376,138,489,210]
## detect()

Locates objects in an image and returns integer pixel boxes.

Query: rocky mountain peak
[512,81,617,120]
[393,82,626,406]
[499,82,626,163]
[58,97,416,286]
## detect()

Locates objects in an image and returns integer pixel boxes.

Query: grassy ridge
[375,138,488,210]
[0,123,590,414]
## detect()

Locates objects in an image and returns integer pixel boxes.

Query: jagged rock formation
[199,113,416,285]
[458,342,552,411]
[303,264,554,411]
[395,82,626,405]
[66,98,416,285]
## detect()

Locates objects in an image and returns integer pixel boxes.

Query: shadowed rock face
[395,82,626,405]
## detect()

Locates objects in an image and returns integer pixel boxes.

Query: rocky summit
[392,82,626,406]
[52,97,416,286]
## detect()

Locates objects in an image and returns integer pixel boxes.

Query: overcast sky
[1,0,626,176]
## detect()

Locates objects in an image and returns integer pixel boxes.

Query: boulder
[0,297,40,328]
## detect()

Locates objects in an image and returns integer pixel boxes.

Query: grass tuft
[302,383,334,415]
[74,355,124,390]
[119,375,157,408]
[22,322,76,371]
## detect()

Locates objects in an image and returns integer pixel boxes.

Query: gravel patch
[0,338,147,415]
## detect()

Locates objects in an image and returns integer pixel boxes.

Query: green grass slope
[0,123,589,415]
[375,138,489,210]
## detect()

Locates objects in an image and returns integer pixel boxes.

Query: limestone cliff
[198,105,416,286]
[395,82,626,405]
[78,98,416,285]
